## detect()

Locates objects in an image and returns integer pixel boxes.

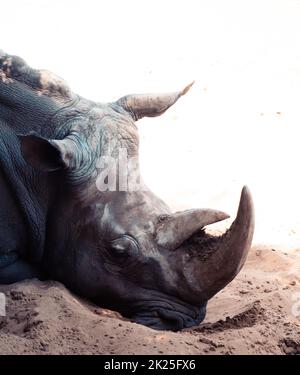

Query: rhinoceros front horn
[165,186,255,304]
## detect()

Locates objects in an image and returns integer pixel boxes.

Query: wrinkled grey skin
[0,51,254,331]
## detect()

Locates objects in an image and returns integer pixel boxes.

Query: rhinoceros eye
[110,235,139,258]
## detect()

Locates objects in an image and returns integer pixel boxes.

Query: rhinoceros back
[0,120,48,263]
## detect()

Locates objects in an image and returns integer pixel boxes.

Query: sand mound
[0,245,300,355]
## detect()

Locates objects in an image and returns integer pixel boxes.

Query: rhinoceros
[0,50,254,331]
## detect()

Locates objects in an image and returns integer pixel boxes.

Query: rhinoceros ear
[19,134,76,172]
[115,82,194,121]
[155,209,230,250]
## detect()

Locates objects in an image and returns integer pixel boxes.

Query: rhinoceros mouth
[130,302,207,331]
[119,295,207,331]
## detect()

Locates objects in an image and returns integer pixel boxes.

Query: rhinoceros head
[0,52,254,330]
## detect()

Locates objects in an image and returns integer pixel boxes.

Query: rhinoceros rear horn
[115,82,194,121]
[19,134,79,172]
[156,208,230,250]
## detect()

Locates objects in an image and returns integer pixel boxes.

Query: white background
[1,0,300,248]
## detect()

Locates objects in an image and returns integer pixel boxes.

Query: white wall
[1,0,300,248]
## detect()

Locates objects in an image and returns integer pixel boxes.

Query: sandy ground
[0,244,299,355]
